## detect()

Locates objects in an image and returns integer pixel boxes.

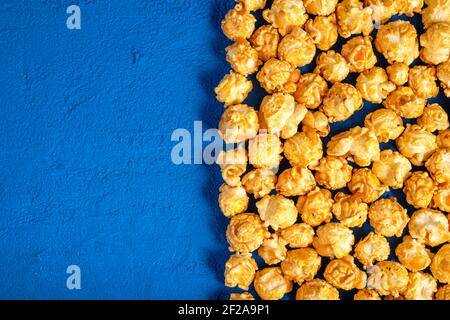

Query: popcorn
[324,256,367,290]
[301,110,330,137]
[368,198,409,237]
[227,213,269,252]
[242,168,276,198]
[437,129,450,148]
[280,248,322,284]
[372,150,412,189]
[321,83,363,123]
[437,59,450,97]
[431,244,450,283]
[284,128,323,168]
[422,0,450,29]
[404,272,437,300]
[262,0,308,36]
[294,73,328,110]
[341,36,377,73]
[418,104,449,133]
[254,267,293,300]
[364,109,404,143]
[436,284,450,300]
[348,168,387,203]
[248,133,283,169]
[432,182,450,212]
[250,25,280,61]
[280,103,308,139]
[354,232,390,268]
[386,62,409,86]
[297,188,334,227]
[336,0,374,38]
[313,156,353,190]
[259,93,296,134]
[408,65,439,99]
[314,51,350,83]
[237,0,267,11]
[312,223,355,258]
[364,0,399,24]
[226,39,262,76]
[383,86,426,119]
[354,288,381,300]
[296,279,340,300]
[303,0,338,15]
[367,261,409,297]
[256,194,298,230]
[396,124,437,166]
[395,236,432,271]
[215,71,253,106]
[356,67,396,104]
[216,144,248,187]
[304,14,338,51]
[276,166,316,197]
[224,253,258,290]
[426,148,450,184]
[397,0,424,16]
[420,22,450,65]
[278,27,316,68]
[332,192,369,228]
[403,171,438,208]
[230,292,255,300]
[258,234,288,265]
[222,5,256,41]
[375,20,419,65]
[278,223,314,248]
[327,126,380,167]
[219,104,259,144]
[257,58,301,94]
[408,208,450,246]
[219,184,249,218]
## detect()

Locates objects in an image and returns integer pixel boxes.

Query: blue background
[0,0,448,300]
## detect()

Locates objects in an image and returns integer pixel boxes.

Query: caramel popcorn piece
[420,22,450,65]
[215,70,253,106]
[224,253,258,290]
[280,103,308,139]
[230,292,255,300]
[432,182,450,213]
[321,83,363,123]
[258,233,288,265]
[403,171,438,208]
[259,93,296,134]
[409,65,439,99]
[336,0,374,38]
[281,248,322,284]
[297,188,334,227]
[397,0,424,16]
[383,86,426,119]
[219,184,249,218]
[242,168,276,198]
[364,0,399,24]
[436,284,450,300]
[372,149,412,189]
[404,271,437,300]
[219,104,259,144]
[422,0,450,29]
[367,261,409,297]
[417,104,449,133]
[354,288,381,300]
[324,256,367,290]
[216,144,248,187]
[254,267,293,300]
[250,25,280,61]
[341,36,377,73]
[227,213,269,252]
[332,192,369,228]
[437,129,450,149]
[276,166,316,197]
[356,67,396,104]
[294,73,328,110]
[296,279,340,300]
[237,0,267,11]
[262,0,308,36]
[364,109,404,143]
[284,128,323,168]
[304,14,338,51]
[301,110,330,137]
[226,39,262,76]
[256,58,301,94]
[278,27,316,68]
[313,222,355,258]
[368,198,409,237]
[303,0,338,15]
[348,168,387,203]
[431,244,450,283]
[314,51,350,83]
[437,59,450,97]
[256,194,298,230]
[278,223,314,248]
[222,5,256,41]
[396,124,437,166]
[408,208,450,246]
[248,133,283,169]
[354,232,390,268]
[312,156,353,190]
[426,148,450,184]
[386,62,409,86]
[395,236,432,271]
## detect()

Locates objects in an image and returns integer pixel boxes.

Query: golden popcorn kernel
[364,0,399,24]
[383,86,426,119]
[284,128,323,168]
[219,184,249,218]
[278,223,314,248]
[296,279,340,300]
[372,149,412,189]
[431,244,450,283]
[230,292,255,300]
[304,14,338,51]
[375,20,419,65]
[426,148,450,184]
[313,156,353,190]
[250,25,280,62]
[256,58,300,94]
[281,248,321,284]
[354,288,381,300]
[356,67,396,104]
[280,103,308,139]
[341,36,377,73]
[237,0,267,11]
[395,236,432,272]
[418,104,449,133]
[404,271,437,300]
[314,50,350,83]
[332,192,369,228]
[242,168,276,198]
[254,267,292,300]
[396,124,437,166]
[364,108,404,143]
[248,133,283,169]
[278,27,316,68]
[227,213,269,253]
[324,255,367,290]
[422,0,450,29]
[294,73,328,110]
[368,198,409,237]
[215,70,253,106]
[397,0,424,16]
[436,284,450,300]
[408,208,450,247]
[276,166,316,197]
[432,182,450,213]
[256,194,298,230]
[409,65,439,99]
[386,62,409,86]
[437,129,450,149]
[297,188,334,227]
[224,253,258,290]
[303,0,338,15]
[403,171,438,208]
[218,104,259,144]
[301,110,330,137]
[336,0,374,38]
[348,168,386,203]
[262,0,308,36]
[226,39,262,76]
[259,93,296,134]
[312,222,355,259]
[321,83,363,123]
[354,232,390,268]
[367,261,409,297]
[437,59,450,97]
[222,5,256,41]
[258,234,288,265]
[420,22,450,65]
[216,144,248,187]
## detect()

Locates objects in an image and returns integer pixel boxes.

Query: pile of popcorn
[215,0,450,300]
